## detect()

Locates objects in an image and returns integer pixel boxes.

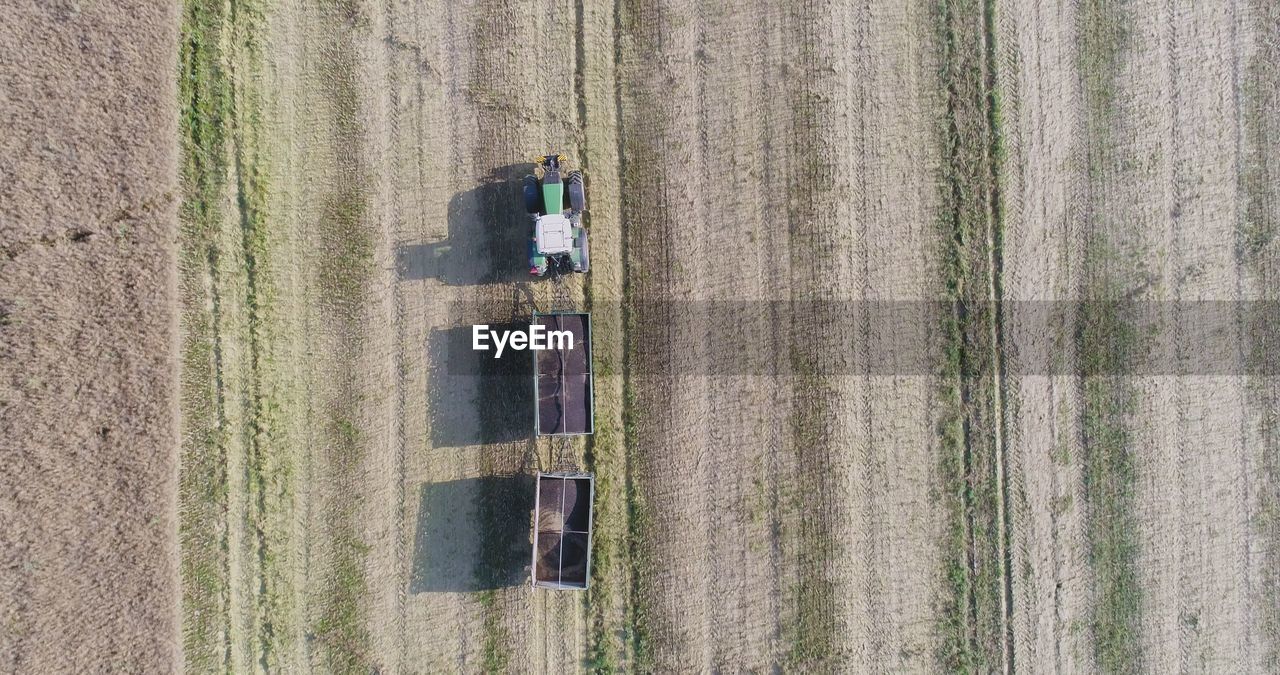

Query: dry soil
[0,1,181,672]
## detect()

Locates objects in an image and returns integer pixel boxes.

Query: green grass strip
[1077,2,1144,672]
[177,0,233,669]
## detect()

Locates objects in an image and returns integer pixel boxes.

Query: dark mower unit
[524,154,588,276]
[531,472,595,590]
[532,312,594,436]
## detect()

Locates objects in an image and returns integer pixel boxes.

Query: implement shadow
[427,323,533,448]
[409,474,535,593]
[397,163,533,286]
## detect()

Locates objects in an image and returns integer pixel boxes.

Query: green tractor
[524,154,588,276]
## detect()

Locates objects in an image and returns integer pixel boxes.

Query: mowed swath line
[838,1,949,669]
[616,0,952,670]
[933,0,1013,670]
[996,0,1096,671]
[177,0,303,669]
[1126,2,1262,670]
[177,0,237,667]
[671,0,783,668]
[1164,2,1258,670]
[294,1,384,670]
[616,0,798,668]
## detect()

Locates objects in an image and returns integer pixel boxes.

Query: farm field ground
[1,2,181,672]
[3,0,1277,672]
[171,0,1280,671]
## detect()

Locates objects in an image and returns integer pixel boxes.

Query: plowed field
[5,0,1277,672]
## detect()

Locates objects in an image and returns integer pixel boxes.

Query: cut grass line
[305,6,375,671]
[1077,2,1144,672]
[307,187,375,674]
[179,0,293,669]
[933,0,1010,671]
[1239,1,1279,668]
[177,0,234,669]
[224,0,290,667]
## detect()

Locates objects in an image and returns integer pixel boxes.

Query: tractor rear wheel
[567,171,585,213]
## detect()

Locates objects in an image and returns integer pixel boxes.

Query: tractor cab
[535,214,573,255]
[524,154,589,277]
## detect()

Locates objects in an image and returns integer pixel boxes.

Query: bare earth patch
[0,2,181,671]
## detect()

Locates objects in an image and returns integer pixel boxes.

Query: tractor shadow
[427,323,533,449]
[398,163,534,286]
[409,474,535,593]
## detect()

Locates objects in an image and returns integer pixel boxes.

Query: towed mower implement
[532,472,595,590]
[532,311,594,436]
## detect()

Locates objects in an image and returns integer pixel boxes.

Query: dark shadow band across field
[423,301,1278,376]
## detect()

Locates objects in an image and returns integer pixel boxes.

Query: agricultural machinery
[520,157,598,589]
[532,471,595,590]
[526,313,596,590]
[524,154,588,276]
[531,311,594,437]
